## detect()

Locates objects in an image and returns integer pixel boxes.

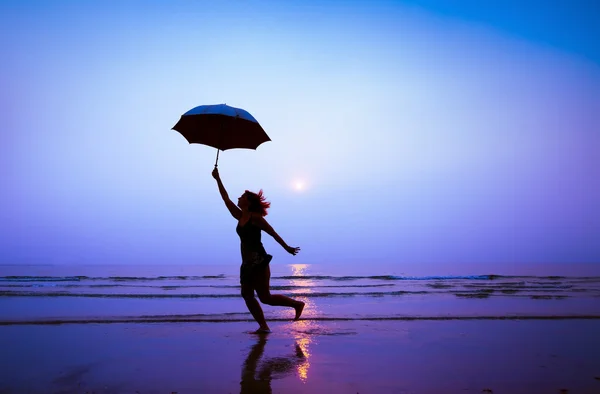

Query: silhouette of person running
[212,168,304,333]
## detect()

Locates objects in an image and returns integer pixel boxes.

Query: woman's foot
[253,326,271,334]
[294,301,305,320]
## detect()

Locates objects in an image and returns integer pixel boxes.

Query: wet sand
[1,319,600,393]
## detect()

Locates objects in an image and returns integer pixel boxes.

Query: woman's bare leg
[255,266,305,320]
[241,283,270,331]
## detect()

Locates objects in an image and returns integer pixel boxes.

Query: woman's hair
[245,189,270,216]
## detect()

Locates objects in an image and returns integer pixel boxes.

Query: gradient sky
[1,0,599,267]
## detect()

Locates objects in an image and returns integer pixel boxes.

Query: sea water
[1,262,599,324]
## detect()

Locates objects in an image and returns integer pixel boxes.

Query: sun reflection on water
[289,263,318,317]
[290,264,310,280]
[286,264,322,383]
[293,319,314,382]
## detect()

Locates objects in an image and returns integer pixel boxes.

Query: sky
[1,0,599,268]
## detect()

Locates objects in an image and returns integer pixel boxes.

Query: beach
[1,319,600,393]
[1,263,600,393]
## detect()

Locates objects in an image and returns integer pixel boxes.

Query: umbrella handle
[214,148,220,167]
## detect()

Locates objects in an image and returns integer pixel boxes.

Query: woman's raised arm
[212,168,242,220]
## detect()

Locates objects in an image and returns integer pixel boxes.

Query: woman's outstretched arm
[212,168,242,220]
[253,216,300,255]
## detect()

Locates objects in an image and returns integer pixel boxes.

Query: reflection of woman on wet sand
[212,168,305,333]
[240,336,306,394]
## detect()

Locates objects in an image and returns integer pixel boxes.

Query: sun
[292,180,306,191]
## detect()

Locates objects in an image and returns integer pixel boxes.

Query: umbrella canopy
[172,104,270,166]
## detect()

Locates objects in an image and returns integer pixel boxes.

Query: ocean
[2,263,600,325]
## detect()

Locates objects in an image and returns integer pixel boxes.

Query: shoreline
[3,314,600,326]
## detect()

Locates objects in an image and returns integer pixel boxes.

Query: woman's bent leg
[255,266,305,320]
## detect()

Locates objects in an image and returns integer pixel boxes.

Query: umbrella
[172,104,271,167]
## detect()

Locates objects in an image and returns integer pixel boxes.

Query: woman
[212,167,304,333]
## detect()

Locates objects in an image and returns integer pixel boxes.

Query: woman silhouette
[212,168,304,333]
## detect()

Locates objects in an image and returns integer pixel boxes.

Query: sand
[1,319,600,394]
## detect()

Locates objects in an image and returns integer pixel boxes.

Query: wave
[14,283,395,290]
[0,290,432,298]
[2,314,599,326]
[0,276,88,282]
[3,274,599,283]
[1,289,592,299]
[273,275,495,281]
[0,275,227,283]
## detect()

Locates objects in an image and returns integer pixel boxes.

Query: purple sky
[1,0,599,267]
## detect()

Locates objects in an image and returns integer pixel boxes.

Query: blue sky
[1,0,599,267]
